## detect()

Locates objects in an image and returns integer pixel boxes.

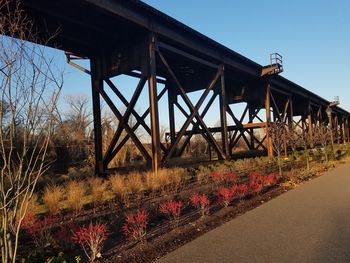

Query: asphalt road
[157,163,350,263]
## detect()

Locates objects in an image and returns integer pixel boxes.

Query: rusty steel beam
[157,49,225,162]
[103,77,146,165]
[219,66,229,159]
[265,82,273,157]
[148,34,161,172]
[90,58,104,175]
[109,86,168,162]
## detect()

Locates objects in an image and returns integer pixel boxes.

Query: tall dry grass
[89,177,109,208]
[168,167,184,191]
[109,173,127,198]
[144,171,160,192]
[125,172,143,194]
[43,184,64,215]
[66,180,86,215]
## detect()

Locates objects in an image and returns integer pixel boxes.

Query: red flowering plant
[122,210,149,242]
[263,173,279,188]
[21,214,58,248]
[216,187,236,207]
[209,172,224,184]
[248,172,264,195]
[54,222,79,250]
[71,223,108,262]
[223,171,238,186]
[190,194,210,217]
[159,200,183,226]
[236,184,248,198]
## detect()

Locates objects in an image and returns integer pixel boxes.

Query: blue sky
[55,0,350,128]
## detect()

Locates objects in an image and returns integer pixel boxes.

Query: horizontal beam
[165,122,267,137]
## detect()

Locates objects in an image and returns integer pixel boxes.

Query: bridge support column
[90,57,104,175]
[148,34,161,174]
[307,103,314,148]
[265,82,273,157]
[168,84,176,147]
[248,105,256,150]
[219,65,229,159]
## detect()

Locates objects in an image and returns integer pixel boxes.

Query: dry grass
[43,184,64,215]
[168,167,184,187]
[109,173,128,198]
[125,171,143,194]
[89,177,109,207]
[66,180,86,215]
[144,171,160,192]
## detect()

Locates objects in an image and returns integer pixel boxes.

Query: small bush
[190,194,210,217]
[159,200,183,225]
[216,187,235,207]
[122,210,149,242]
[43,184,64,215]
[66,180,86,215]
[72,223,108,262]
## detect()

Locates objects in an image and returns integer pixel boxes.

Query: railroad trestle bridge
[4,0,350,174]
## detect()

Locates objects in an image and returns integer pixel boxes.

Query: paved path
[158,163,350,263]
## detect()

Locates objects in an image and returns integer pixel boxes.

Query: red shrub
[263,173,278,187]
[72,223,108,262]
[216,187,235,207]
[21,214,58,248]
[237,184,248,198]
[249,172,264,195]
[159,200,183,223]
[209,172,223,183]
[249,171,262,183]
[249,181,263,195]
[54,222,79,250]
[223,171,238,184]
[122,210,149,242]
[190,194,210,216]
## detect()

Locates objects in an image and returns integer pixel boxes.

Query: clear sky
[55,0,350,128]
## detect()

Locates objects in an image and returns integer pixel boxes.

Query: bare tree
[314,124,332,163]
[0,1,62,262]
[60,94,92,143]
[270,121,286,176]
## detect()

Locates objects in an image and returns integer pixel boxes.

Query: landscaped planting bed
[18,153,349,262]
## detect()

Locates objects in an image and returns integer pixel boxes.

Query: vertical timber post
[90,57,104,175]
[148,33,161,174]
[219,65,229,159]
[265,82,273,157]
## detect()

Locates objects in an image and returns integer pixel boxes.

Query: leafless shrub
[0,0,63,261]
